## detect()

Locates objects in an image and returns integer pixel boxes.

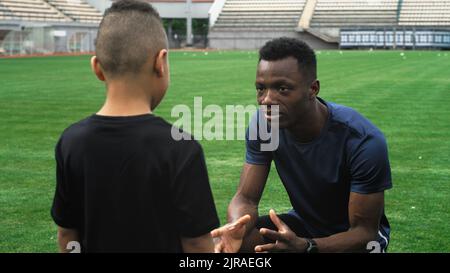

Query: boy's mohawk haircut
[105,0,159,15]
[95,0,168,76]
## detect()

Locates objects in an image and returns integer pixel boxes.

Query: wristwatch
[305,238,318,253]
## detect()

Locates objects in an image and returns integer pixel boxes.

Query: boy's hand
[255,209,307,253]
[211,214,251,253]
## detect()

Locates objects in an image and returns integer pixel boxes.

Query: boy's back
[51,114,219,252]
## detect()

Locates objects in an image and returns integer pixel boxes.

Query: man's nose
[261,89,277,106]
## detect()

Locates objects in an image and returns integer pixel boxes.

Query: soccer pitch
[0,50,449,252]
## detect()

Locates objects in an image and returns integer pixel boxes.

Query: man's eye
[278,87,289,92]
[256,87,264,93]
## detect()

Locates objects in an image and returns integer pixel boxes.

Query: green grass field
[0,50,449,252]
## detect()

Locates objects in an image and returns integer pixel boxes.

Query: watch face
[309,245,318,253]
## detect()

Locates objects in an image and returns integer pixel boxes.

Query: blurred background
[0,0,450,56]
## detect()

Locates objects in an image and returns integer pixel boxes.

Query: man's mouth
[264,112,283,120]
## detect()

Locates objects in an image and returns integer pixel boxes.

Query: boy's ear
[91,56,106,82]
[154,49,168,78]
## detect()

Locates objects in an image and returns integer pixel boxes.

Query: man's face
[255,57,314,128]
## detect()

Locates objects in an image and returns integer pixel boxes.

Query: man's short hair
[259,37,317,83]
[95,0,168,77]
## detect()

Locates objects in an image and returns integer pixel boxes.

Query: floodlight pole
[186,0,193,46]
[20,26,24,55]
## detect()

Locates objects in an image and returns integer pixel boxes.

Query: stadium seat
[399,0,450,26]
[310,0,399,27]
[212,0,307,30]
[0,0,70,22]
[46,0,102,24]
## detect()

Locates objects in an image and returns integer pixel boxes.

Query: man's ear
[90,56,106,82]
[309,79,320,100]
[154,49,168,78]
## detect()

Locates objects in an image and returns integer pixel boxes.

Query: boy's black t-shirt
[51,114,220,252]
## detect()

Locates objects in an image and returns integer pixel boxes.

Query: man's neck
[288,99,329,143]
[97,80,153,117]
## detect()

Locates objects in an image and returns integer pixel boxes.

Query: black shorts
[255,213,312,243]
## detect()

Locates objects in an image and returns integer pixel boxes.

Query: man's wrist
[295,237,309,253]
[304,238,319,253]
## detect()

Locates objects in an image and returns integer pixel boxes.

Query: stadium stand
[0,0,102,55]
[212,0,306,30]
[2,0,450,53]
[0,0,70,22]
[307,0,400,45]
[45,0,103,23]
[209,0,450,49]
[399,0,450,27]
[208,0,337,50]
[0,0,102,23]
[339,0,450,49]
[310,0,399,28]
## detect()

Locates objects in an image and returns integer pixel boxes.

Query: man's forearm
[313,227,378,253]
[227,195,266,252]
[227,195,259,233]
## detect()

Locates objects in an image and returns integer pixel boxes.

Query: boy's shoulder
[58,114,202,154]
[58,115,93,142]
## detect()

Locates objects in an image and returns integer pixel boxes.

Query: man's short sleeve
[171,142,220,238]
[245,111,273,165]
[349,134,393,194]
[51,138,78,228]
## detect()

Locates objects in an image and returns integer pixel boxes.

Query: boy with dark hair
[51,0,249,253]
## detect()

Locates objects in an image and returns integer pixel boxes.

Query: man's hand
[211,214,251,253]
[255,209,307,253]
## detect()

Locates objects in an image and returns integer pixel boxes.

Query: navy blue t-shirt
[246,98,392,245]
